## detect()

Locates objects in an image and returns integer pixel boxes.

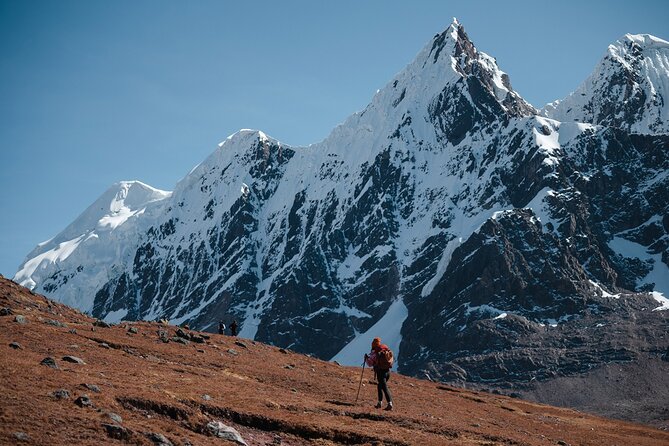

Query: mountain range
[14,19,669,425]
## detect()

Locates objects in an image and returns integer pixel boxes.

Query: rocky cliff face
[15,20,669,394]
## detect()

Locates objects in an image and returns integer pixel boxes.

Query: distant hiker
[230,320,238,336]
[365,337,394,410]
[218,321,226,335]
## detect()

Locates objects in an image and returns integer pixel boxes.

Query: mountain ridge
[14,20,669,427]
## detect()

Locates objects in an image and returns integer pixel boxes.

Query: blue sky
[1,0,667,277]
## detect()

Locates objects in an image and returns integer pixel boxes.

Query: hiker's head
[372,337,381,349]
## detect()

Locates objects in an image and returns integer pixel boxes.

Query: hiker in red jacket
[365,337,393,410]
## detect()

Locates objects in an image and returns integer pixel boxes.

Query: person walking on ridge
[218,320,226,335]
[230,319,238,336]
[365,337,393,410]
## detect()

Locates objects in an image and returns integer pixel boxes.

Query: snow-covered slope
[15,20,669,386]
[15,181,170,311]
[543,33,669,134]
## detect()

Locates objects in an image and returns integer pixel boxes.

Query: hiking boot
[384,402,393,411]
[374,401,382,409]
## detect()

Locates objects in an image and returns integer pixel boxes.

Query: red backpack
[377,348,394,369]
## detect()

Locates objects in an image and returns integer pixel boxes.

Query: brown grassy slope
[1,276,667,446]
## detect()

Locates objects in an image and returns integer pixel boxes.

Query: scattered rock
[0,307,14,316]
[200,333,211,340]
[279,348,288,354]
[9,341,22,349]
[13,432,29,442]
[202,394,212,401]
[50,389,70,399]
[206,421,248,445]
[234,341,248,349]
[557,441,570,446]
[175,328,190,339]
[172,336,190,345]
[128,326,139,334]
[191,335,205,343]
[93,320,111,328]
[40,357,58,369]
[62,355,86,364]
[108,412,123,424]
[45,319,67,327]
[158,330,170,343]
[197,348,205,353]
[74,394,93,408]
[102,423,131,440]
[147,432,174,446]
[14,315,27,324]
[99,342,111,349]
[82,383,100,393]
[227,348,238,356]
[284,364,295,370]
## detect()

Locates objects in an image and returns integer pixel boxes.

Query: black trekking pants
[376,368,392,402]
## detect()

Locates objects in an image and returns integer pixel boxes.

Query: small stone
[74,394,93,407]
[202,394,212,401]
[13,432,29,442]
[93,320,111,328]
[197,348,205,353]
[50,389,70,399]
[128,326,138,334]
[200,333,210,340]
[14,315,27,324]
[206,421,248,445]
[147,432,173,446]
[471,423,481,428]
[62,355,86,364]
[45,319,67,327]
[284,364,295,369]
[69,328,77,334]
[191,335,205,343]
[279,348,288,354]
[102,423,131,440]
[175,328,189,339]
[234,341,248,349]
[227,348,238,356]
[557,441,570,446]
[99,343,110,349]
[40,357,58,369]
[0,307,14,316]
[82,383,100,393]
[172,336,189,345]
[9,342,22,349]
[158,330,170,343]
[108,412,122,423]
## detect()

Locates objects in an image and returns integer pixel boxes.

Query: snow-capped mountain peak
[543,32,669,134]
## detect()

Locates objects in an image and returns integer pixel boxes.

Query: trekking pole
[355,358,366,404]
